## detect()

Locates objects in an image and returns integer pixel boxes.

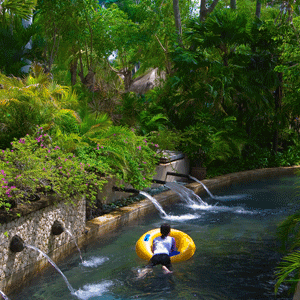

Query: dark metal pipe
[151,179,167,184]
[166,172,190,179]
[112,186,140,194]
[51,220,65,236]
[9,235,24,252]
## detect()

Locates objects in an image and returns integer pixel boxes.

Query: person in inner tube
[148,223,176,274]
[138,223,176,278]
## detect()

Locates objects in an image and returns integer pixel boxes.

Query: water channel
[8,175,299,299]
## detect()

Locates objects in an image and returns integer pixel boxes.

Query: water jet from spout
[24,244,75,294]
[189,176,215,198]
[0,290,9,300]
[65,229,84,263]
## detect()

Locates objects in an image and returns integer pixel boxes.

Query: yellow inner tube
[135,228,196,263]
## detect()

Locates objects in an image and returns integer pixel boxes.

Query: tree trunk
[273,72,283,153]
[256,0,261,18]
[200,0,208,22]
[78,52,85,83]
[70,59,78,86]
[81,69,95,91]
[230,0,236,10]
[172,0,183,46]
[200,0,220,22]
[155,34,173,74]
[123,68,132,92]
[47,26,60,73]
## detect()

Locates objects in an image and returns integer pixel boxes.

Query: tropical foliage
[0,128,104,214]
[2,0,300,292]
[275,210,300,294]
[0,64,79,149]
[76,126,159,189]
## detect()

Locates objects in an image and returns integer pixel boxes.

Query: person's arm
[151,238,156,253]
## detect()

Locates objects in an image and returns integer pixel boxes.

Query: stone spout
[51,220,65,235]
[9,235,24,252]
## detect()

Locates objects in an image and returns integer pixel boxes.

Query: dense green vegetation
[1,0,300,294]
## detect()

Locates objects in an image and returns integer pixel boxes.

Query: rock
[129,68,166,94]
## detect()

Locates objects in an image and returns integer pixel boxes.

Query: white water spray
[189,176,249,202]
[82,256,109,268]
[189,203,255,214]
[73,281,113,300]
[165,182,209,206]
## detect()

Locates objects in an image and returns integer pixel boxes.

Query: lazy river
[8,175,300,299]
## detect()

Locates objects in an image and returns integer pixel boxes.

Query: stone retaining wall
[0,196,85,294]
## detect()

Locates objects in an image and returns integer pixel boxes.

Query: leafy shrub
[117,92,171,137]
[206,144,300,178]
[76,126,159,190]
[146,129,183,153]
[180,113,246,168]
[117,92,142,127]
[0,128,105,214]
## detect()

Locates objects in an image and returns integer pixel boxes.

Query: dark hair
[160,223,170,239]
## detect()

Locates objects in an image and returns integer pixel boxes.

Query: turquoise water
[9,175,300,300]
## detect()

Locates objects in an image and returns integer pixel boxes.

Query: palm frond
[59,87,79,109]
[53,109,81,134]
[79,113,112,136]
[1,0,36,21]
[277,211,300,251]
[51,129,84,152]
[0,98,21,106]
[275,250,300,294]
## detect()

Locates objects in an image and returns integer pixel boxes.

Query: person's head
[160,223,171,239]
